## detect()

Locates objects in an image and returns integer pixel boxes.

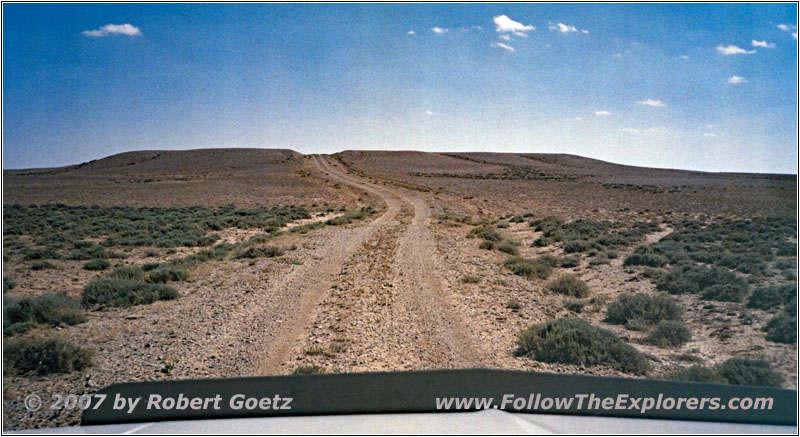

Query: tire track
[293,156,482,369]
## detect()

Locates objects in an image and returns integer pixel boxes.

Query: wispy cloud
[680,55,690,60]
[407,30,416,35]
[621,127,665,135]
[751,40,775,48]
[425,110,435,116]
[727,75,748,84]
[493,15,535,37]
[612,53,622,58]
[777,23,795,31]
[716,44,756,55]
[550,23,578,33]
[82,23,141,37]
[431,27,448,34]
[620,128,641,135]
[498,34,512,41]
[637,99,666,107]
[491,42,515,52]
[703,132,718,138]
[594,110,611,116]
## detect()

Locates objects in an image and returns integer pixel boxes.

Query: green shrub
[606,293,682,329]
[564,299,586,313]
[764,312,797,344]
[547,275,591,298]
[3,278,18,292]
[24,248,61,260]
[660,366,728,384]
[560,256,580,268]
[83,259,110,271]
[468,225,502,242]
[563,239,591,253]
[293,365,324,375]
[516,318,650,374]
[504,257,553,280]
[657,264,747,296]
[644,320,691,348]
[4,338,92,375]
[717,358,784,387]
[496,240,519,255]
[107,265,145,281]
[747,285,796,310]
[235,246,284,259]
[701,283,748,302]
[624,247,669,267]
[460,275,480,284]
[478,240,495,250]
[3,292,87,335]
[506,300,522,311]
[82,279,179,307]
[30,261,57,270]
[147,266,189,283]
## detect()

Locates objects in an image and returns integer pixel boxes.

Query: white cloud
[751,40,775,48]
[550,23,578,33]
[425,110,435,116]
[620,128,641,134]
[716,44,756,55]
[706,124,717,129]
[431,27,448,34]
[498,34,512,41]
[704,133,718,138]
[82,23,141,37]
[472,25,483,31]
[621,127,666,135]
[680,55,690,60]
[777,24,792,31]
[491,42,515,52]
[612,53,622,58]
[727,75,748,84]
[637,99,666,107]
[407,30,416,35]
[594,110,611,116]
[493,15,535,37]
[793,32,798,40]
[581,30,589,34]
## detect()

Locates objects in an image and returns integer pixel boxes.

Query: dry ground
[2,149,797,430]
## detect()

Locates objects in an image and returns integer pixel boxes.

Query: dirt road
[265,155,483,373]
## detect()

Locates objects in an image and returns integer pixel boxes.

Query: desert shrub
[747,285,796,310]
[588,255,609,266]
[325,207,374,226]
[764,312,797,344]
[657,264,747,296]
[496,240,519,255]
[107,265,145,281]
[504,257,552,280]
[506,300,522,311]
[3,292,87,335]
[564,299,586,313]
[460,275,480,284]
[560,256,580,268]
[605,293,682,328]
[68,243,123,260]
[659,366,728,384]
[30,261,57,270]
[4,338,92,375]
[293,365,324,375]
[467,225,502,242]
[496,222,509,229]
[24,248,61,260]
[81,279,179,307]
[3,278,17,292]
[515,318,649,374]
[478,240,495,250]
[147,266,189,283]
[235,246,284,259]
[717,358,784,387]
[644,320,691,348]
[547,275,590,298]
[142,262,162,271]
[701,283,748,302]
[563,239,591,254]
[83,259,110,271]
[624,246,669,267]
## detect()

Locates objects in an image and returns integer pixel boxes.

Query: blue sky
[3,3,798,173]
